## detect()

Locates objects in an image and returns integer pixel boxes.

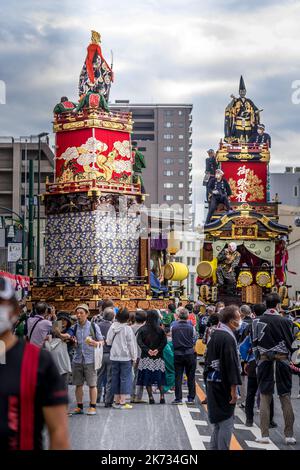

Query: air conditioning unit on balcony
[285,167,294,173]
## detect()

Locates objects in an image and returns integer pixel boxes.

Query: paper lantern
[167,231,180,255]
[237,271,253,287]
[256,271,272,287]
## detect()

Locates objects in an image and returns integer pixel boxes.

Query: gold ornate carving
[123,286,147,299]
[63,286,93,300]
[98,286,122,299]
[137,300,150,310]
[31,287,60,300]
[234,217,257,227]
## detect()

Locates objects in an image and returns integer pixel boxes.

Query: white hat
[216,169,224,175]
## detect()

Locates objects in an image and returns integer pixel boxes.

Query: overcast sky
[0,0,300,212]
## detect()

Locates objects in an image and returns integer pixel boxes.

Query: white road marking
[177,403,207,450]
[234,402,279,450]
[192,420,208,426]
[195,365,280,451]
[245,440,279,450]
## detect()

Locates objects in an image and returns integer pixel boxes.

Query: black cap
[0,277,16,301]
[57,311,72,326]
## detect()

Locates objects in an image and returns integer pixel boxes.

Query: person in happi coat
[204,305,242,450]
[205,169,232,224]
[249,123,271,148]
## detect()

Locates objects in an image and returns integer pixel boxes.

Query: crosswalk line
[245,440,279,451]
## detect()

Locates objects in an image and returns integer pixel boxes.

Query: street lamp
[36,132,49,280]
[0,206,26,275]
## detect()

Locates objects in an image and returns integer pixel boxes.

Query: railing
[31,274,148,287]
[45,178,142,196]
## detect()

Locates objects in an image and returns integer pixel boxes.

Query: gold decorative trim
[54,118,133,134]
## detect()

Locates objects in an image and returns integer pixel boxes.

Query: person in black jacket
[171,307,198,405]
[205,169,232,224]
[204,305,242,450]
[242,304,276,428]
[253,293,296,445]
[137,311,167,404]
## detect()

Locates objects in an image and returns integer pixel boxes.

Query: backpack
[73,321,97,340]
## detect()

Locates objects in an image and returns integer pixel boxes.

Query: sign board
[7,243,22,262]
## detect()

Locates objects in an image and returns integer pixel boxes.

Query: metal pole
[0,206,26,275]
[37,137,41,279]
[28,159,34,275]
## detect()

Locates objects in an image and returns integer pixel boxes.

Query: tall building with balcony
[0,137,54,272]
[110,101,193,211]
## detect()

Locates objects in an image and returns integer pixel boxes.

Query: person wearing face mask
[205,169,232,224]
[204,305,242,450]
[0,277,70,450]
[250,124,271,148]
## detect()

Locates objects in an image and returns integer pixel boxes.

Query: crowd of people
[202,293,300,449]
[1,276,299,451]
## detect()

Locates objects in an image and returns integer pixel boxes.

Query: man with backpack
[69,304,103,416]
[26,301,56,347]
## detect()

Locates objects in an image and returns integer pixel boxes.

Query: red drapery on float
[55,128,132,182]
[0,271,30,290]
[221,161,267,203]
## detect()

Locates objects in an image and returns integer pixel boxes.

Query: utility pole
[28,159,34,275]
[36,132,49,280]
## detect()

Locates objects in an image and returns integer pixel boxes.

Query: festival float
[27,31,189,313]
[198,76,292,306]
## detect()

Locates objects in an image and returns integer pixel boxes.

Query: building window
[175,256,183,263]
[164,170,174,176]
[164,146,174,152]
[178,110,183,116]
[179,147,184,151]
[180,242,183,250]
[178,122,184,128]
[178,171,184,176]
[178,195,184,201]
[132,134,155,141]
[164,134,174,139]
[138,147,146,151]
[164,122,174,128]
[293,185,299,197]
[178,159,184,164]
[164,195,174,201]
[164,110,173,117]
[164,158,174,164]
[178,183,184,188]
[178,135,184,139]
[192,257,196,266]
[164,183,174,188]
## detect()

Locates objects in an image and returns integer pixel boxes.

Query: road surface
[67,367,300,451]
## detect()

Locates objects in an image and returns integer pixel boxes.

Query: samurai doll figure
[224,76,261,143]
[78,30,113,104]
[216,242,241,288]
[132,145,146,193]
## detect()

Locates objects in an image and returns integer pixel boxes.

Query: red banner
[55,128,132,183]
[221,162,267,203]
